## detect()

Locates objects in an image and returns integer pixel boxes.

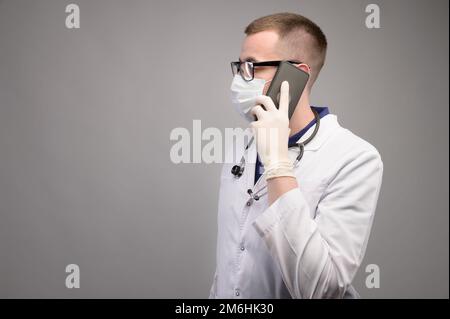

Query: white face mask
[230,74,271,123]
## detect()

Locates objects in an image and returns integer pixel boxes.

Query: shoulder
[322,115,383,171]
[341,127,381,160]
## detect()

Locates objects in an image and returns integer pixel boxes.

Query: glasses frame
[230,60,302,81]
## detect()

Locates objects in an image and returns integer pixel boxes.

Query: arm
[252,149,383,298]
[267,176,297,206]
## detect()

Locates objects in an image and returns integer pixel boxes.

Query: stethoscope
[231,108,321,205]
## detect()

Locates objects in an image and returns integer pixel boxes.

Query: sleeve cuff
[252,187,308,238]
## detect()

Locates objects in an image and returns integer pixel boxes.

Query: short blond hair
[245,12,327,89]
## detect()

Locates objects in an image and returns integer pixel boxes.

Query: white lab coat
[209,113,383,299]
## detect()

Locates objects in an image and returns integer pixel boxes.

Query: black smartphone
[265,61,309,119]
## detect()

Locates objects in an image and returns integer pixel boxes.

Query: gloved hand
[251,81,295,180]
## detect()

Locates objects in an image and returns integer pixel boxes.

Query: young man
[209,13,383,299]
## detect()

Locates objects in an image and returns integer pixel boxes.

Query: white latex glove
[250,81,295,180]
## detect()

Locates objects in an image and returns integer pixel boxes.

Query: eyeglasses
[230,60,301,81]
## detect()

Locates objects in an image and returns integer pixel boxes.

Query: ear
[296,63,311,75]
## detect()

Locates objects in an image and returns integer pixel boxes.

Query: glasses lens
[231,62,239,76]
[241,62,253,81]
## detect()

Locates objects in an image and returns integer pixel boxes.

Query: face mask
[230,74,271,123]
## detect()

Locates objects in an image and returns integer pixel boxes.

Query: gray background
[0,0,448,298]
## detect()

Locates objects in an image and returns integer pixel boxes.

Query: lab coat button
[235,289,240,296]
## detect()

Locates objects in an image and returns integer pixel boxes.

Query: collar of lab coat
[297,114,341,151]
[242,114,341,193]
[246,113,341,166]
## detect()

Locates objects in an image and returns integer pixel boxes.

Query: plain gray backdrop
[0,0,448,298]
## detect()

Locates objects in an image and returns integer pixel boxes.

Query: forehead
[239,30,281,61]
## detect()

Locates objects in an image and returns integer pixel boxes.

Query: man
[209,12,383,299]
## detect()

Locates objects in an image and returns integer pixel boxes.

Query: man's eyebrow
[239,56,258,63]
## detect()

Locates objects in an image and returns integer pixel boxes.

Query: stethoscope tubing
[231,108,321,203]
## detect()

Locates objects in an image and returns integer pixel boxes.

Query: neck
[288,95,314,136]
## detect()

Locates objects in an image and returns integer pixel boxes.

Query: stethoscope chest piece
[231,164,244,178]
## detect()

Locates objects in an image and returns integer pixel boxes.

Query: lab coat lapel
[244,133,258,192]
[299,114,340,152]
[229,132,259,213]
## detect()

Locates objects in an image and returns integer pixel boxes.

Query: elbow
[310,259,355,299]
